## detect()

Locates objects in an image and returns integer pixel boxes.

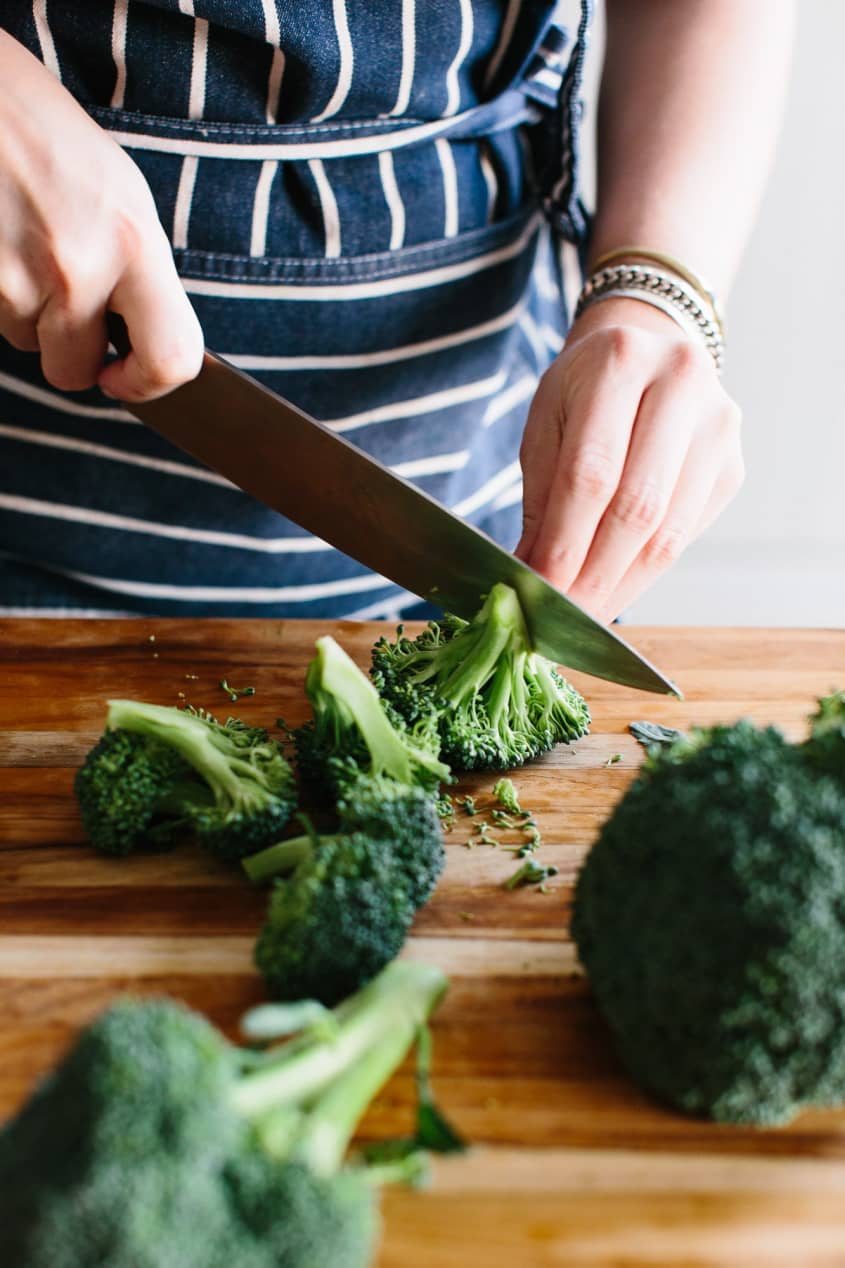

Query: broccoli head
[294,635,450,800]
[77,700,297,861]
[245,773,445,1004]
[572,715,845,1125]
[371,582,590,771]
[74,728,209,856]
[802,689,845,780]
[253,833,415,1005]
[0,962,454,1268]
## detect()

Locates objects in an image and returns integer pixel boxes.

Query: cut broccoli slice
[371,582,590,771]
[89,701,297,861]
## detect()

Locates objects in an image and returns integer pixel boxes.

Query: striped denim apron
[0,0,592,618]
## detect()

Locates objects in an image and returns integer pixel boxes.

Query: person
[0,1,794,621]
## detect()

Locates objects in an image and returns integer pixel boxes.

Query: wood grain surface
[1,618,843,1267]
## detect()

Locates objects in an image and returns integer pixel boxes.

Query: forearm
[590,0,796,295]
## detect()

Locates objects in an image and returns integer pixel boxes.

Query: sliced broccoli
[74,728,211,856]
[77,701,297,861]
[294,635,450,799]
[572,714,845,1126]
[246,776,444,1004]
[371,582,590,771]
[0,962,455,1268]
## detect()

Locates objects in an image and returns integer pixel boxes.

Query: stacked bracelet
[590,245,725,337]
[574,264,725,373]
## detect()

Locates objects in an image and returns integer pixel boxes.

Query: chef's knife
[119,347,679,695]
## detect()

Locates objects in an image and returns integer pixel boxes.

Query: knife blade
[122,350,679,696]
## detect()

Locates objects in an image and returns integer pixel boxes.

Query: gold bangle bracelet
[589,245,725,337]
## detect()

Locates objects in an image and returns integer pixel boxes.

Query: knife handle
[105,312,132,359]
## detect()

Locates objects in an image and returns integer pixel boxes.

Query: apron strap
[542,0,594,246]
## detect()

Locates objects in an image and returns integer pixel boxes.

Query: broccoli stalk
[296,636,450,797]
[371,582,590,771]
[231,961,446,1148]
[96,700,297,860]
[0,962,457,1268]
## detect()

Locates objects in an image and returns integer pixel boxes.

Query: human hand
[0,32,202,402]
[515,297,744,622]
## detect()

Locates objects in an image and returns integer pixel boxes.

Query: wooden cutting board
[1,618,844,1267]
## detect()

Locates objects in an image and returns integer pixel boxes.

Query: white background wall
[576,1,844,627]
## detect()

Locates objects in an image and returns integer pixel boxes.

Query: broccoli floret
[78,701,297,861]
[371,582,590,771]
[802,689,845,780]
[572,714,845,1126]
[74,728,211,855]
[0,962,454,1268]
[245,776,444,1004]
[253,834,415,1005]
[294,636,450,800]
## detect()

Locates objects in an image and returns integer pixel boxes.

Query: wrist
[566,295,685,345]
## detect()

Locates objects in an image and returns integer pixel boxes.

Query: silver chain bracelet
[574,264,725,373]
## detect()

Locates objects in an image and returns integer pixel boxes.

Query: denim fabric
[0,1,593,617]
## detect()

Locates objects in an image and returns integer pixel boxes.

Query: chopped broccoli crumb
[493,777,521,814]
[505,860,558,890]
[220,680,256,702]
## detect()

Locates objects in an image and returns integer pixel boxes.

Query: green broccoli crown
[371,582,590,772]
[102,701,297,861]
[73,729,208,856]
[222,1155,375,1268]
[572,718,845,1125]
[336,772,445,909]
[294,636,450,799]
[0,963,450,1267]
[801,689,845,781]
[0,998,244,1268]
[254,835,415,1005]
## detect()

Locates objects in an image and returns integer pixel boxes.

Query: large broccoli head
[572,718,845,1125]
[0,999,243,1268]
[371,582,590,772]
[0,963,453,1267]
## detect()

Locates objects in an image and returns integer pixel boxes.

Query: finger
[0,310,39,352]
[98,251,203,402]
[595,421,743,623]
[0,258,41,350]
[524,336,647,591]
[567,346,707,614]
[515,374,561,561]
[37,294,109,391]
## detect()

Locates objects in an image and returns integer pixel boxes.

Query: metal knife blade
[123,350,679,695]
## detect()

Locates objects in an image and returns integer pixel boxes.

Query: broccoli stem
[293,1020,428,1176]
[309,638,449,784]
[241,834,320,883]
[230,961,447,1130]
[415,585,529,707]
